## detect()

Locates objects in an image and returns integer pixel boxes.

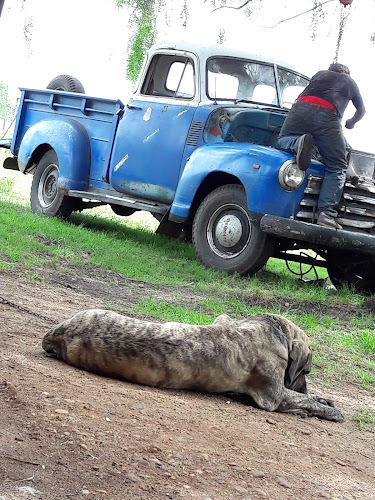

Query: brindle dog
[42,310,344,422]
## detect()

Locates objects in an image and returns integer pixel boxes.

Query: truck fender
[17,118,91,192]
[170,143,293,221]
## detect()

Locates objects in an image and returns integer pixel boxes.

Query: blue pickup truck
[3,41,375,293]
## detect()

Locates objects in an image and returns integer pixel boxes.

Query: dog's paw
[326,407,345,423]
[311,394,336,407]
[311,395,345,422]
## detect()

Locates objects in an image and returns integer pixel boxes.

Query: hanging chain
[333,3,352,63]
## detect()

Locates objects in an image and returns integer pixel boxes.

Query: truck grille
[296,174,375,234]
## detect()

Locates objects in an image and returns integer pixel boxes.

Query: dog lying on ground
[42,310,344,422]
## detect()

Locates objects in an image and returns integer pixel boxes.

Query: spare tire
[46,74,85,93]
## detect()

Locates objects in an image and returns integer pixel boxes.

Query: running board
[68,187,170,215]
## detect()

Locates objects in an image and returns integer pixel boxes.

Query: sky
[1,0,375,151]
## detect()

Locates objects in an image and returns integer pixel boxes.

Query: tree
[0,1,370,81]
[116,0,159,80]
[116,0,359,80]
[0,81,16,134]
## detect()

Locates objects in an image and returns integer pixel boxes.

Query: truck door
[109,52,198,204]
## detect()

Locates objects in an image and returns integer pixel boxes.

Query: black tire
[30,150,74,218]
[110,204,137,217]
[152,213,163,222]
[326,251,375,295]
[46,75,85,93]
[192,184,274,275]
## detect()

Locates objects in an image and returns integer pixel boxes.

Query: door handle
[127,103,142,110]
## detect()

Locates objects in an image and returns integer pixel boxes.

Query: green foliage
[310,0,326,41]
[181,0,188,28]
[353,408,375,430]
[133,298,214,323]
[115,0,262,81]
[114,0,350,82]
[116,0,160,81]
[217,27,226,44]
[0,82,16,123]
[127,10,156,81]
[0,176,14,195]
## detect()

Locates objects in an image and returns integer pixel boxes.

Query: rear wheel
[326,251,375,295]
[30,150,75,218]
[192,184,274,275]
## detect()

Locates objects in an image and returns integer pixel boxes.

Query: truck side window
[141,54,195,99]
[166,61,194,98]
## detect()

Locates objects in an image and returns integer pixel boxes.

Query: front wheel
[192,185,274,275]
[30,150,75,218]
[326,251,375,295]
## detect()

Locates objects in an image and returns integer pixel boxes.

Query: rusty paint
[143,106,152,122]
[119,180,174,204]
[143,129,159,143]
[174,109,188,119]
[114,154,129,172]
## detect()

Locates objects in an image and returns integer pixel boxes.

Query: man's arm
[345,105,366,129]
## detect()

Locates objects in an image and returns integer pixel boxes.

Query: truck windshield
[277,67,309,109]
[206,57,309,108]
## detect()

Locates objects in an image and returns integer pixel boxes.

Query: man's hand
[345,106,366,130]
[345,118,355,129]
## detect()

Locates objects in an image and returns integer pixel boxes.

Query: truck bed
[11,89,124,184]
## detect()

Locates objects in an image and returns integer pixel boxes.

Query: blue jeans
[277,100,347,218]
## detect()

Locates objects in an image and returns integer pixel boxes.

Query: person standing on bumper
[277,63,365,230]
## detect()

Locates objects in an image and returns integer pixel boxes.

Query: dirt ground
[0,264,375,500]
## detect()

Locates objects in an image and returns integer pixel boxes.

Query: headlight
[278,160,305,191]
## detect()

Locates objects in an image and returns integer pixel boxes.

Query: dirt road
[1,265,374,500]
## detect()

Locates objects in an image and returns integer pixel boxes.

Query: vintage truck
[3,41,375,293]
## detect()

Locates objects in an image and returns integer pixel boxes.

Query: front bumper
[260,214,375,256]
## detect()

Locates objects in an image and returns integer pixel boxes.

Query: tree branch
[212,0,253,13]
[261,0,335,29]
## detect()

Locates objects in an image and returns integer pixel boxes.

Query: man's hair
[328,63,350,75]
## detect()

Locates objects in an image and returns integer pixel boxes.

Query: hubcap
[207,204,251,259]
[215,214,243,248]
[38,164,59,208]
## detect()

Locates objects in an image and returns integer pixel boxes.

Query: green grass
[0,176,14,195]
[1,177,374,392]
[352,408,375,431]
[0,185,366,305]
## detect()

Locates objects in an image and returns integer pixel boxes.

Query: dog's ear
[284,340,312,393]
[213,314,233,325]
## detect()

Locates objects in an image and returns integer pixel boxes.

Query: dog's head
[42,324,67,360]
[270,314,312,394]
[284,339,312,393]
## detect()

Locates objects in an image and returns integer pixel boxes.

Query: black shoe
[296,133,315,171]
[317,212,343,230]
